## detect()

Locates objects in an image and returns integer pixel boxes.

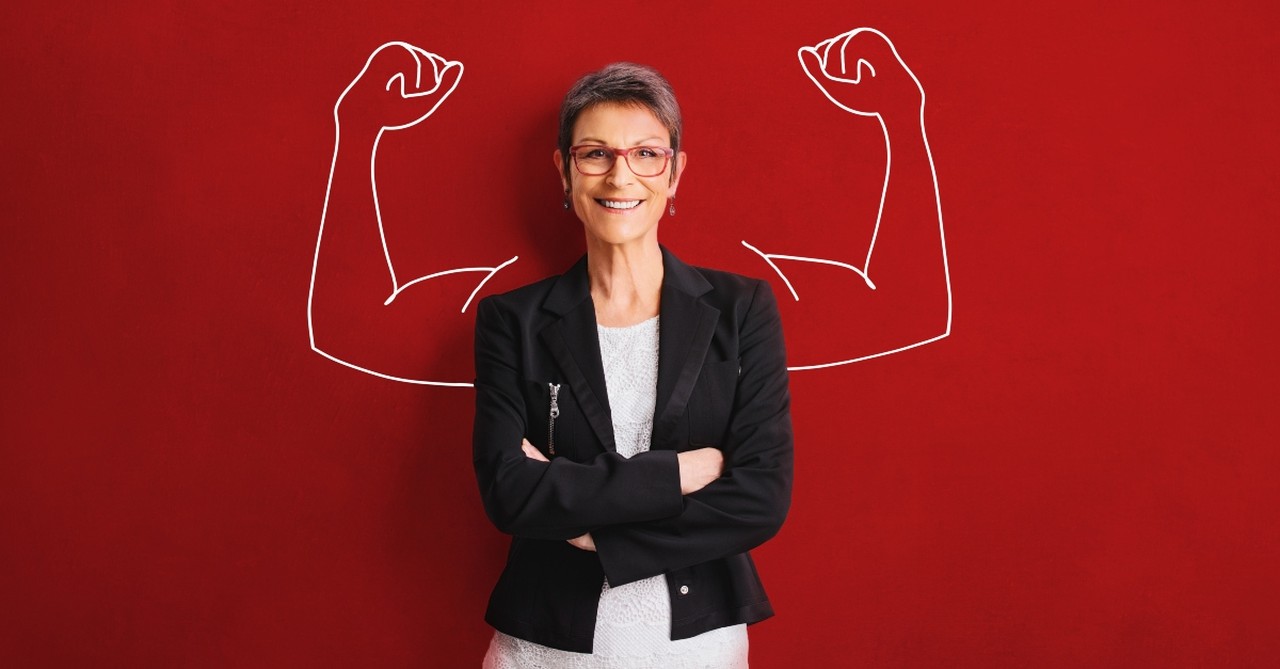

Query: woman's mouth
[595,199,642,210]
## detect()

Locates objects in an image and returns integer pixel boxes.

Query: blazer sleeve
[593,281,794,586]
[472,296,685,541]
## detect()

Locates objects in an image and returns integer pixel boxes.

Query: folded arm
[472,297,687,540]
[592,282,795,586]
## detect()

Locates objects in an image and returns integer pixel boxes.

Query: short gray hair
[557,62,683,180]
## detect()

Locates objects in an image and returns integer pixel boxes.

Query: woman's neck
[587,240,664,328]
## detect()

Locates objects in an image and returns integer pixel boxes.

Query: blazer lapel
[536,249,718,454]
[652,248,718,452]
[539,257,617,452]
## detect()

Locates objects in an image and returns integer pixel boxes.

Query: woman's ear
[669,150,688,194]
[553,150,569,192]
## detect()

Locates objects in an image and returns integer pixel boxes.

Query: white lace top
[484,316,748,668]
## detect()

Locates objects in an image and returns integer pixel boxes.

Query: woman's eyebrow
[573,137,667,146]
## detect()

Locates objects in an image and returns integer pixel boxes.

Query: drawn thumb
[435,61,463,94]
[797,46,826,84]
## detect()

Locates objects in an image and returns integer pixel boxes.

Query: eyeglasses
[569,145,675,177]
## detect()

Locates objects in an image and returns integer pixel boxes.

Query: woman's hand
[521,439,549,462]
[336,41,463,132]
[567,533,597,552]
[798,27,924,120]
[677,447,724,495]
[521,439,715,546]
[519,440,597,550]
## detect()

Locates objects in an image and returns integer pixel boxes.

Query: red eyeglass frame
[568,145,676,177]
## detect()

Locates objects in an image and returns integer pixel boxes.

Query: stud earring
[668,198,676,217]
[563,189,570,210]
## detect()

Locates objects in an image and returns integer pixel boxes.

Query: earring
[563,189,570,210]
[668,198,676,217]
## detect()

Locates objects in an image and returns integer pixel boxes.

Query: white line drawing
[384,256,520,310]
[309,28,950,386]
[741,240,877,300]
[308,42,518,387]
[743,27,952,371]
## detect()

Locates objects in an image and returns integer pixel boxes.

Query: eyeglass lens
[573,147,669,177]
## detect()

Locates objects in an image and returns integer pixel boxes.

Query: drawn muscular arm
[745,28,951,369]
[308,42,515,386]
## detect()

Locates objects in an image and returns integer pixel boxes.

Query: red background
[3,1,1278,666]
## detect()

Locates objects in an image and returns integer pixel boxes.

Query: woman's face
[555,102,686,250]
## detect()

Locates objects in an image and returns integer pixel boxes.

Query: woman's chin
[582,219,661,249]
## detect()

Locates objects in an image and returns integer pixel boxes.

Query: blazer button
[679,585,689,595]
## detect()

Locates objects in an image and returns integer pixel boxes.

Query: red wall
[3,1,1278,666]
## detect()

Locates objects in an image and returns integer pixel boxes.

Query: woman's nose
[604,153,636,186]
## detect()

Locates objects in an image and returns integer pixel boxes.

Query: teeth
[598,199,641,210]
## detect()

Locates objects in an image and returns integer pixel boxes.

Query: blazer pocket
[687,359,740,447]
[521,379,579,459]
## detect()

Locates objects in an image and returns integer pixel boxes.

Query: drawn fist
[798,28,923,119]
[335,41,463,132]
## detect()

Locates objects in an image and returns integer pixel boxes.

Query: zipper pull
[548,383,561,456]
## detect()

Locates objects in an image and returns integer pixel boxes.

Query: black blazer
[472,247,793,653]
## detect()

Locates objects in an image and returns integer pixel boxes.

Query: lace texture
[484,316,748,668]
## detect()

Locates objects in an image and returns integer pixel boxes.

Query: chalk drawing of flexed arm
[308,43,515,386]
[745,28,951,370]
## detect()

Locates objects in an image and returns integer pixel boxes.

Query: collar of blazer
[538,246,721,453]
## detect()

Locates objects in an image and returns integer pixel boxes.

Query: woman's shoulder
[474,274,561,324]
[485,254,591,311]
[484,273,560,304]
[667,259,781,335]
[662,247,768,302]
[689,263,767,296]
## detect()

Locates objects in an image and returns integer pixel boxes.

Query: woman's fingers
[521,439,549,462]
[567,533,597,552]
[677,447,724,494]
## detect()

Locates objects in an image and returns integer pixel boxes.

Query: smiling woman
[472,63,794,667]
[556,102,686,269]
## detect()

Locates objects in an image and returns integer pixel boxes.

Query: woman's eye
[636,148,659,159]
[581,148,609,159]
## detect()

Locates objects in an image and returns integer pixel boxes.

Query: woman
[473,63,794,667]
